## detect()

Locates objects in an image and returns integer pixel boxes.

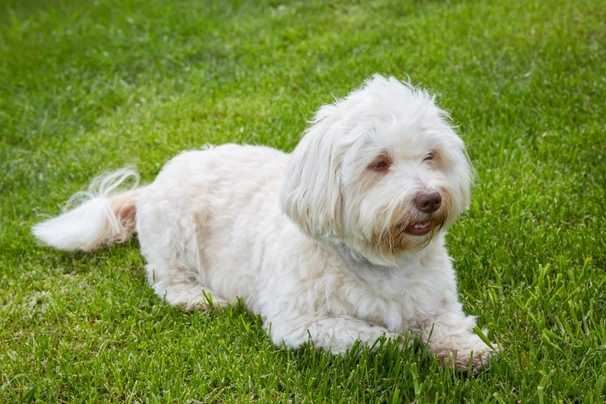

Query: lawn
[1,0,604,402]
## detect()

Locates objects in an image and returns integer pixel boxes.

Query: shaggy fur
[33,75,497,370]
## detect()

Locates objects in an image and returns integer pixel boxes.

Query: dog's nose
[415,190,442,213]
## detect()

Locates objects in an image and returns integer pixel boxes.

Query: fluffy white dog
[33,75,497,370]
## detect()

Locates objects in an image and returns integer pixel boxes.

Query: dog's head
[280,75,472,266]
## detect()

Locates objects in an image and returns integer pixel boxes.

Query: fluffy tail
[32,168,143,252]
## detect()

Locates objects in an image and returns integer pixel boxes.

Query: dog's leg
[267,315,402,354]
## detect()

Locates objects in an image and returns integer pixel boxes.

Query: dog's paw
[183,300,227,313]
[182,293,230,313]
[432,336,500,372]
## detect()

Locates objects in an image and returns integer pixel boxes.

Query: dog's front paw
[432,335,499,372]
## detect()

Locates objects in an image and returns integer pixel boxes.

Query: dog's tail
[32,168,143,252]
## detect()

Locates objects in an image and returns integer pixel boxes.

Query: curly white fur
[33,75,497,370]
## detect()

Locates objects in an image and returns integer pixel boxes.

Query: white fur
[33,75,497,370]
[32,170,141,251]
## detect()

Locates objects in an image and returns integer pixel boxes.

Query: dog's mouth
[378,216,447,254]
[403,220,433,236]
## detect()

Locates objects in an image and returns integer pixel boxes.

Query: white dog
[33,75,497,370]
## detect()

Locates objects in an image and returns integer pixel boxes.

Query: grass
[1,0,604,402]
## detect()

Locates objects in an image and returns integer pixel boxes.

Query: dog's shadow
[39,237,143,276]
[187,300,487,397]
[186,299,487,380]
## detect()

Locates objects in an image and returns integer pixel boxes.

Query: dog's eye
[423,152,434,162]
[367,157,392,172]
[372,161,388,169]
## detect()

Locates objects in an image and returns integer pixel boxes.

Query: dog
[33,74,497,370]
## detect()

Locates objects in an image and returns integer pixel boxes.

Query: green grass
[1,0,604,402]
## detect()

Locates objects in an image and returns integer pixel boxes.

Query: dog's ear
[280,106,344,240]
[457,149,473,211]
[440,125,474,214]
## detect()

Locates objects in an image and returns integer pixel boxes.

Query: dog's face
[281,75,472,266]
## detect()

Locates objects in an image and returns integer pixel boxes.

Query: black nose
[415,190,442,213]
